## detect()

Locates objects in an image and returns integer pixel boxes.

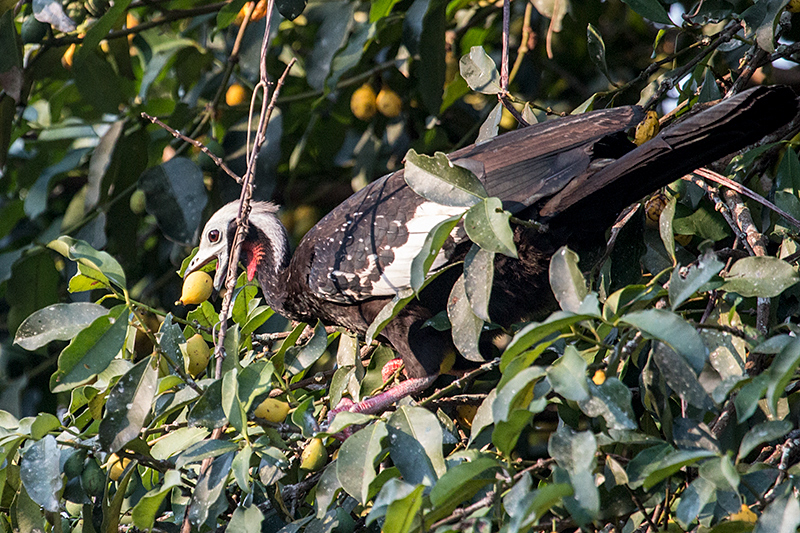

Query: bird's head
[184,201,291,291]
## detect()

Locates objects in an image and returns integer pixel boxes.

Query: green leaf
[187,452,234,529]
[138,157,208,246]
[669,251,724,310]
[720,256,799,298]
[222,368,247,436]
[742,0,788,54]
[365,288,415,346]
[464,245,494,322]
[285,320,329,375]
[586,24,612,83]
[447,275,484,361]
[429,456,500,508]
[493,366,547,422]
[388,406,446,483]
[19,435,61,513]
[766,338,800,416]
[621,0,673,24]
[738,421,792,461]
[404,150,487,207]
[232,444,253,493]
[98,355,159,452]
[410,214,462,293]
[226,503,265,532]
[623,309,708,373]
[578,378,637,430]
[151,427,210,461]
[463,197,517,258]
[547,346,589,402]
[502,312,597,362]
[383,484,425,533]
[734,373,770,423]
[458,46,501,94]
[659,196,677,264]
[14,302,108,351]
[753,491,800,533]
[651,342,714,410]
[549,246,588,313]
[643,449,716,489]
[131,470,182,530]
[370,0,401,20]
[336,421,388,503]
[50,305,128,393]
[188,379,227,429]
[176,440,239,470]
[48,236,127,289]
[675,476,716,528]
[548,427,599,524]
[276,0,306,19]
[477,102,502,142]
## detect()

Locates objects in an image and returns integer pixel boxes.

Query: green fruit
[81,458,105,497]
[63,448,87,479]
[129,190,146,215]
[21,16,49,44]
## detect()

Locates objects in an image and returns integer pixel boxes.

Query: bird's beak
[184,246,229,291]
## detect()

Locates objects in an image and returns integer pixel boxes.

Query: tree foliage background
[4,0,800,530]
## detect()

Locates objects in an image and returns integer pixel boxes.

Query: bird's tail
[539,85,799,224]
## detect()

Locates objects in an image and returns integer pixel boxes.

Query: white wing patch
[364,201,467,295]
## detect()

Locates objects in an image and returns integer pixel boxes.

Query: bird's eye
[208,229,220,243]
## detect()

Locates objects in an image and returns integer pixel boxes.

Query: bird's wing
[299,106,645,303]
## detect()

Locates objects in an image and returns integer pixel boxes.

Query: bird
[184,85,798,428]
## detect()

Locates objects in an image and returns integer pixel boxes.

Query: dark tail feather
[539,85,799,223]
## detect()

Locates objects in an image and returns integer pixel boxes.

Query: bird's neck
[241,232,291,315]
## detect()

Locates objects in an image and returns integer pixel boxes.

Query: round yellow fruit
[179,271,213,305]
[225,83,247,106]
[253,398,291,423]
[456,404,478,429]
[185,333,211,378]
[788,0,800,12]
[644,193,668,227]
[300,438,328,471]
[592,369,606,385]
[108,453,131,481]
[350,84,377,121]
[376,88,402,118]
[235,0,269,24]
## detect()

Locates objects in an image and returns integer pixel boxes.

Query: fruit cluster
[350,84,403,121]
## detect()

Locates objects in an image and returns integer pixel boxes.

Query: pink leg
[327,375,438,440]
[381,358,404,383]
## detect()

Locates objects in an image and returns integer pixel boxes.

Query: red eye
[208,229,220,243]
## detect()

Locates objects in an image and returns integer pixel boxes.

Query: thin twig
[141,113,242,183]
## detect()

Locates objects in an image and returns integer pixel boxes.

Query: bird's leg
[326,374,438,439]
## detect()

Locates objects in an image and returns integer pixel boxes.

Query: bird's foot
[380,358,404,382]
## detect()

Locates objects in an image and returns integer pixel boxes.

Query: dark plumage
[185,86,798,422]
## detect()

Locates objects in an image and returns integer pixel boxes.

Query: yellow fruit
[350,84,377,121]
[300,438,328,471]
[129,189,146,215]
[635,110,660,145]
[184,333,211,378]
[225,83,248,106]
[253,398,291,423]
[108,453,131,481]
[730,504,758,523]
[592,369,606,385]
[179,271,213,305]
[456,404,478,429]
[235,0,269,24]
[376,88,402,118]
[62,43,77,70]
[644,193,668,227]
[788,0,800,12]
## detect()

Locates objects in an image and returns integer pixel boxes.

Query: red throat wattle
[242,241,267,282]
